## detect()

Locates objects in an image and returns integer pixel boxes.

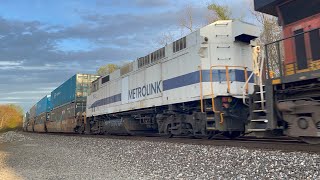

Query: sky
[0,0,254,112]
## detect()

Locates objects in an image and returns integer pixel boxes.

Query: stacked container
[27,105,37,131]
[50,74,99,122]
[23,112,30,131]
[36,95,52,116]
[35,95,52,124]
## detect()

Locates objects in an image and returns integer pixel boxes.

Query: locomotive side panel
[88,77,122,116]
[162,32,201,105]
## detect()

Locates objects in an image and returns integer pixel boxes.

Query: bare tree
[156,31,175,46]
[179,5,195,33]
[251,9,282,77]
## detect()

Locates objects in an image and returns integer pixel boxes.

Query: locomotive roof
[254,0,283,16]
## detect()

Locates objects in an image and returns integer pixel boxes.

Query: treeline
[0,104,23,132]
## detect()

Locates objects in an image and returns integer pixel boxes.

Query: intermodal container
[29,105,37,119]
[36,95,52,116]
[51,74,99,108]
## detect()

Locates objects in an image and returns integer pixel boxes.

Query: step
[206,127,216,130]
[251,119,268,123]
[254,100,266,103]
[207,117,214,121]
[252,109,266,113]
[256,91,266,94]
[247,129,267,132]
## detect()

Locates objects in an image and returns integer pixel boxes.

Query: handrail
[265,27,320,46]
[259,55,265,110]
[242,72,255,105]
[198,65,249,124]
[265,28,320,79]
[210,65,249,113]
[198,66,204,113]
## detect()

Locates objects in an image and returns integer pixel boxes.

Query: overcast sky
[0,0,254,112]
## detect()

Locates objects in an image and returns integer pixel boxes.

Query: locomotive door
[294,29,308,70]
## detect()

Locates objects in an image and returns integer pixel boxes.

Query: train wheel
[300,137,320,145]
[165,124,173,138]
[223,131,241,139]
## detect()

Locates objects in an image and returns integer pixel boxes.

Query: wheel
[223,131,242,139]
[165,124,173,138]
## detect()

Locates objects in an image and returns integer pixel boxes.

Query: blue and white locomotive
[86,20,260,137]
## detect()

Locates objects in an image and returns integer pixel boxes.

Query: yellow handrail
[225,66,230,93]
[209,65,249,113]
[198,65,249,125]
[244,68,248,94]
[198,66,204,113]
[220,112,224,124]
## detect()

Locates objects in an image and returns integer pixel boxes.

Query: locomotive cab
[279,0,320,74]
[252,0,320,143]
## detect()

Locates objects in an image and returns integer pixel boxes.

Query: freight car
[33,95,51,132]
[250,0,320,144]
[26,105,36,132]
[45,74,99,133]
[85,20,260,138]
[23,112,29,131]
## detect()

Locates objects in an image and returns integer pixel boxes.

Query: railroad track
[27,132,320,154]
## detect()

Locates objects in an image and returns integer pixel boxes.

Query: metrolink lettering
[128,81,162,100]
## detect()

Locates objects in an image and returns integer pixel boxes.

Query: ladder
[248,85,268,132]
[206,113,216,131]
[247,46,269,133]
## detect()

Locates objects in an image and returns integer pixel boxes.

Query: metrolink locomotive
[85,20,259,138]
[25,0,320,144]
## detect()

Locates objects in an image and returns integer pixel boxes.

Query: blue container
[36,95,52,116]
[51,74,76,108]
[50,74,99,108]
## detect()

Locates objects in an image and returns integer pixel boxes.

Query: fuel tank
[103,117,155,135]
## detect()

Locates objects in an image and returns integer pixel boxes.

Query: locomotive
[85,20,259,138]
[251,0,320,144]
[24,0,320,144]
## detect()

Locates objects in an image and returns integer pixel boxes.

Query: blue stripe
[163,69,253,91]
[90,69,253,108]
[90,93,121,108]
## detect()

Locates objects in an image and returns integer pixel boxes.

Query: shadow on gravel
[0,145,23,180]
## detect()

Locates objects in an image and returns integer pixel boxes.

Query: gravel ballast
[0,132,319,179]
